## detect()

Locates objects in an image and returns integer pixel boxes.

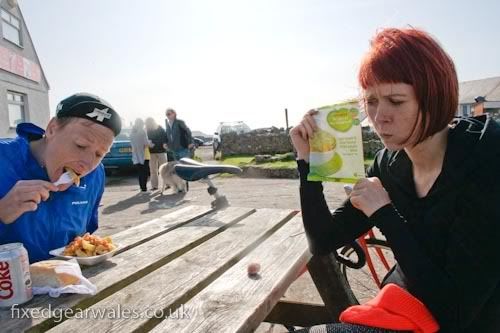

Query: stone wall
[362,127,384,158]
[221,126,384,159]
[220,127,293,157]
[241,166,299,179]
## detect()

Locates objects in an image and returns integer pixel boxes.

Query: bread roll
[30,260,80,288]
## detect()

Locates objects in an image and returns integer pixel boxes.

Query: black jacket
[299,116,500,332]
[165,119,193,150]
[146,126,167,153]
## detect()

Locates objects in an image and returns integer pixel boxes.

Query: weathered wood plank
[46,209,297,333]
[150,215,311,333]
[264,300,332,327]
[307,254,358,321]
[0,207,252,333]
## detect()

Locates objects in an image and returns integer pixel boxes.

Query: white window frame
[462,104,468,117]
[7,91,26,128]
[1,9,22,47]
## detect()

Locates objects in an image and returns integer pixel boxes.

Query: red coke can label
[0,243,33,307]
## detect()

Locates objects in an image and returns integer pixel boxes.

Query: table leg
[307,254,359,321]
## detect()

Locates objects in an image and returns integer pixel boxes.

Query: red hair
[358,28,458,143]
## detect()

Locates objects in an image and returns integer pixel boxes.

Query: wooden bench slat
[150,215,311,333]
[111,205,213,251]
[0,207,252,333]
[46,209,297,333]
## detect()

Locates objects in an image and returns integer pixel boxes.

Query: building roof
[459,76,500,104]
[192,130,211,137]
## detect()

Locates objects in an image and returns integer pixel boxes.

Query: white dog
[159,161,187,194]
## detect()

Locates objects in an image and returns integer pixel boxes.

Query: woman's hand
[349,177,391,217]
[289,109,319,162]
[0,180,58,224]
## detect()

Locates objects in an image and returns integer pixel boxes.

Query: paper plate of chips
[49,233,119,266]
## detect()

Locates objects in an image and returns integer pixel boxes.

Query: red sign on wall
[0,45,41,82]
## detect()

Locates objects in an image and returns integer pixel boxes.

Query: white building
[458,76,500,121]
[0,0,49,138]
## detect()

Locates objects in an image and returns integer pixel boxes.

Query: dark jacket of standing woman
[147,126,167,154]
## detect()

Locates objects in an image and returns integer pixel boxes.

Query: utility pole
[285,108,289,133]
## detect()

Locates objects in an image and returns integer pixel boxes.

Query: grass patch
[364,158,374,169]
[217,155,254,177]
[221,155,255,167]
[221,154,296,170]
[221,155,375,171]
[253,160,296,169]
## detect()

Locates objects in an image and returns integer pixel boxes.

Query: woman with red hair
[291,28,500,332]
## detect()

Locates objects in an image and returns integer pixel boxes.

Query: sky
[19,0,500,135]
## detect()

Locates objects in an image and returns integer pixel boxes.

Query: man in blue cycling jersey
[0,93,121,263]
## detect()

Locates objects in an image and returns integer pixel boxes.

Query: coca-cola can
[0,243,33,307]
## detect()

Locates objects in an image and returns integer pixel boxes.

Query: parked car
[213,121,251,158]
[102,128,133,174]
[193,137,205,148]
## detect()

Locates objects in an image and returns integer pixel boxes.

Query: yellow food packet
[307,102,365,183]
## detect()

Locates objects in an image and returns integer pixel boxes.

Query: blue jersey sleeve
[87,165,105,234]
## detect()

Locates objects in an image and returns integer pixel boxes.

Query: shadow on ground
[102,191,188,215]
[102,192,152,214]
[140,192,190,215]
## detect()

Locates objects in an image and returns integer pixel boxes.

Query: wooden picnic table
[0,205,357,333]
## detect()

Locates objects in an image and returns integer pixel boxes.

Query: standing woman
[130,118,150,192]
[145,117,168,190]
[291,28,500,332]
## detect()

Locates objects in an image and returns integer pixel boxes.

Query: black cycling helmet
[55,93,121,136]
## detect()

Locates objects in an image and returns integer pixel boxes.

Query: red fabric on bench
[340,283,439,333]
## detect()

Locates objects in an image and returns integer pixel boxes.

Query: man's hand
[289,109,319,162]
[188,143,194,149]
[0,180,58,224]
[349,177,391,217]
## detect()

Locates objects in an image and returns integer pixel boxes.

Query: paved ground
[98,147,347,236]
[97,146,369,332]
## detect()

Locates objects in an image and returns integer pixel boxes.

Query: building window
[1,9,21,46]
[462,104,468,117]
[7,91,26,128]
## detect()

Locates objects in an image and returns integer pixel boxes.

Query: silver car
[213,121,251,158]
